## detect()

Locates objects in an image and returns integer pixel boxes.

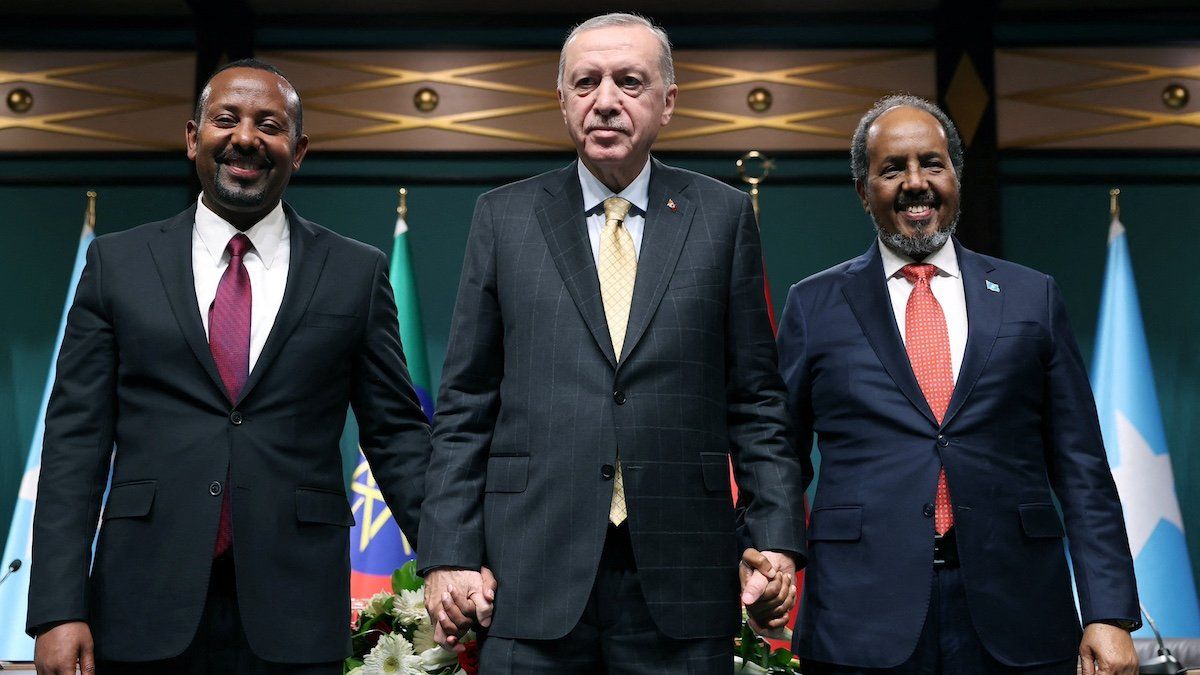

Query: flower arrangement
[346,563,795,675]
[345,561,479,675]
[734,613,800,674]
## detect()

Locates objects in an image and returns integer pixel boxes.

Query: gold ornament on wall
[6,88,34,114]
[746,87,773,113]
[1162,83,1189,110]
[413,87,439,113]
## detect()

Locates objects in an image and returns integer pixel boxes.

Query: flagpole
[86,190,97,231]
[397,186,407,222]
[1109,187,1120,220]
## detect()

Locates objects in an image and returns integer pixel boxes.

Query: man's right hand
[424,567,495,653]
[35,621,94,674]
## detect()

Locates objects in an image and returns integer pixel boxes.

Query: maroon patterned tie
[208,233,252,557]
[900,263,955,536]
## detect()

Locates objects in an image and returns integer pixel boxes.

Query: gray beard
[875,215,958,258]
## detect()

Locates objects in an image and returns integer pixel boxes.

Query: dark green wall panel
[1003,183,1200,586]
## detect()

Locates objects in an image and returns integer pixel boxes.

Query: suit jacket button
[209,481,223,496]
[601,464,615,480]
[613,391,626,405]
[923,503,935,518]
[230,411,243,425]
[936,434,949,447]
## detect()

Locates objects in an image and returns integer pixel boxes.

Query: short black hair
[850,93,963,186]
[193,58,303,139]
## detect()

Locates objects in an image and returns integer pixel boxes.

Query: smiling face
[558,24,677,192]
[855,105,961,259]
[186,67,308,230]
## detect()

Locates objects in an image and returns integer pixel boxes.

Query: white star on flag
[1110,410,1185,559]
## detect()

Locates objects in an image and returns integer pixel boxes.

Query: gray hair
[557,13,675,92]
[850,93,963,186]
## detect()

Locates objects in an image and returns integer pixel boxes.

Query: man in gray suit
[419,12,807,674]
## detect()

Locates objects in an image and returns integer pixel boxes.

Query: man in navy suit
[777,94,1140,674]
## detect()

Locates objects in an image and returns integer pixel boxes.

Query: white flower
[412,621,438,654]
[363,591,395,620]
[418,644,459,670]
[347,668,364,675]
[362,633,423,675]
[392,588,428,626]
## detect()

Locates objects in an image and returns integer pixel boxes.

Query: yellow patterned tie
[599,195,635,526]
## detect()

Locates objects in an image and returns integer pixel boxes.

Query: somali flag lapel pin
[985,280,1001,293]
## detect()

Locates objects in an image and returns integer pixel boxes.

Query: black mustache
[896,191,937,208]
[217,150,272,168]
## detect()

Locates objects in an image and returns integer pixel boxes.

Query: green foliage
[392,560,423,593]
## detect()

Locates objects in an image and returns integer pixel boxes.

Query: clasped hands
[740,548,798,635]
[423,566,496,653]
[424,549,796,651]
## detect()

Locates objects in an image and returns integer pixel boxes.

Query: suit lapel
[536,163,617,367]
[842,241,938,427]
[942,240,1002,427]
[238,204,329,404]
[620,159,694,367]
[147,205,226,398]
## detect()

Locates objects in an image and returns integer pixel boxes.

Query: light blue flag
[0,199,96,659]
[1092,214,1200,637]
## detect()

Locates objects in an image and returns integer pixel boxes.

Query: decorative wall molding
[1,49,935,152]
[997,48,1200,149]
[0,52,194,151]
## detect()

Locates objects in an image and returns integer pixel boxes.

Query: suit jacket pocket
[1018,503,1065,538]
[997,320,1045,339]
[103,480,156,520]
[296,487,355,526]
[668,266,724,290]
[484,456,529,493]
[807,505,863,541]
[302,311,357,330]
[700,452,731,493]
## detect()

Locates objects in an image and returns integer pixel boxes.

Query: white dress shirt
[579,159,651,264]
[193,197,290,372]
[879,238,968,384]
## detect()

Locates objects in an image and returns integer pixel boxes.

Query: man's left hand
[1079,622,1138,675]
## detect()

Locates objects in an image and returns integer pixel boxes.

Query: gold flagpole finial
[397,187,408,220]
[1109,188,1120,220]
[736,151,774,224]
[85,190,98,230]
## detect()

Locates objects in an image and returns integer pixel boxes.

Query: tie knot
[226,233,252,259]
[901,263,938,285]
[603,196,633,225]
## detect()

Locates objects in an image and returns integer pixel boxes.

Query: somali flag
[1092,213,1200,637]
[0,203,96,659]
[349,196,431,600]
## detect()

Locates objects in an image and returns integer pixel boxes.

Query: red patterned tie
[208,233,252,557]
[900,263,954,536]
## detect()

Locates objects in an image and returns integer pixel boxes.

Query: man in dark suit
[778,94,1140,674]
[28,59,431,673]
[418,12,807,674]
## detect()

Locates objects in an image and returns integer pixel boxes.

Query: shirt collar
[879,235,961,280]
[194,196,288,269]
[577,158,652,217]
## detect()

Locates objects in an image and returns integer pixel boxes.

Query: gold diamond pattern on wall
[944,55,989,148]
[0,53,194,151]
[265,49,935,152]
[997,48,1200,149]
